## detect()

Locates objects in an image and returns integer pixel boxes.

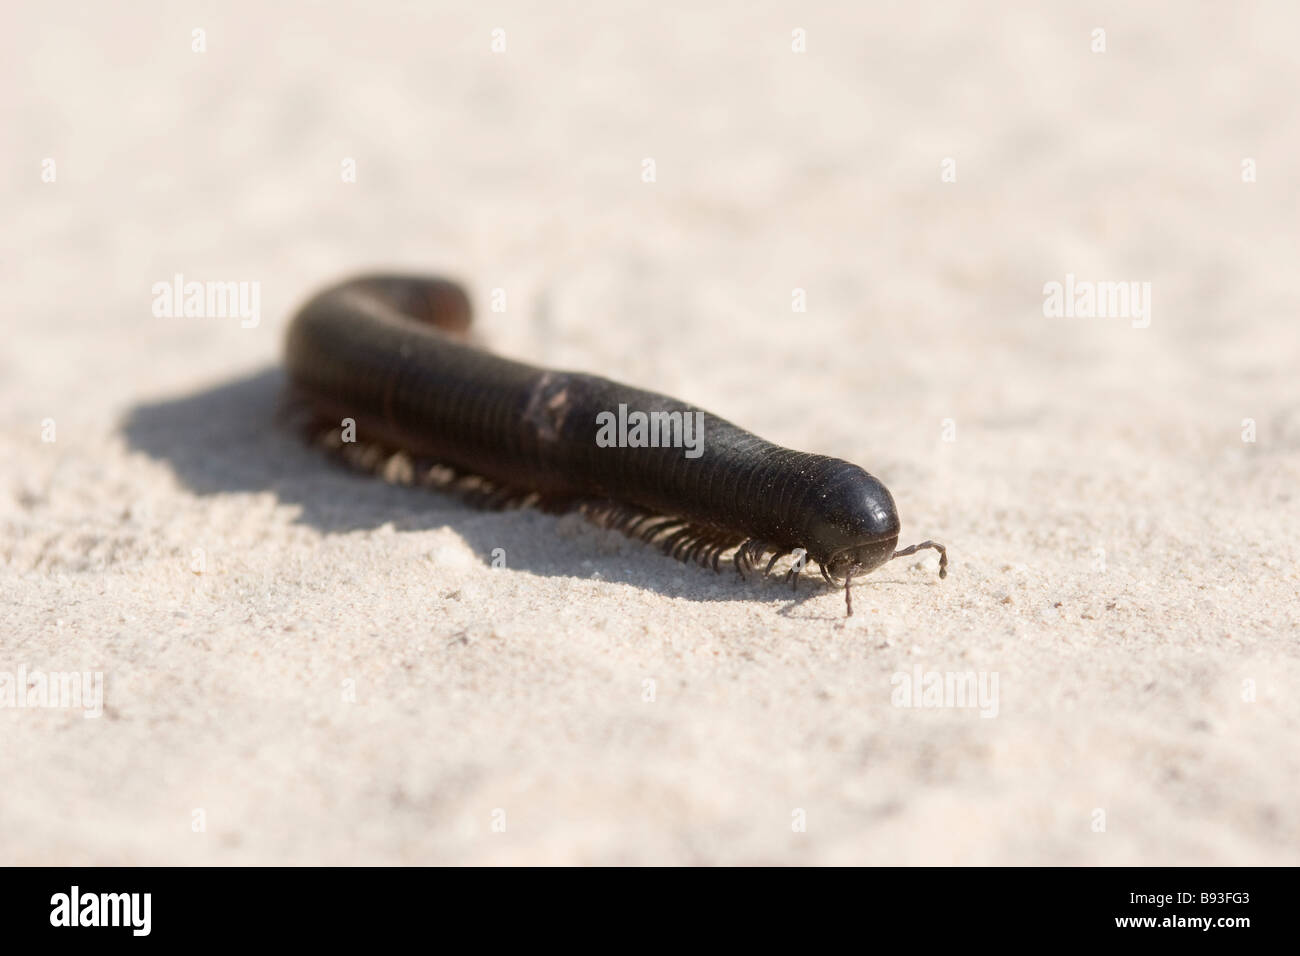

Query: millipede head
[806,469,902,582]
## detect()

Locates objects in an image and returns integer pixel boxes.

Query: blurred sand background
[2,1,1297,864]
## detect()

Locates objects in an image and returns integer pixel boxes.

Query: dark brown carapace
[285,274,947,615]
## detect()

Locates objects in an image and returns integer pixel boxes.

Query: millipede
[284,274,947,615]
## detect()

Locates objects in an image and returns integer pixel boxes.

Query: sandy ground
[3,1,1298,865]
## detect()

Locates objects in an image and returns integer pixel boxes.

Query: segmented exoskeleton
[285,275,947,615]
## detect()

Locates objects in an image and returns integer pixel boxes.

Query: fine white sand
[3,1,1297,865]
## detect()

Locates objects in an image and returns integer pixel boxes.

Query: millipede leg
[735,546,750,579]
[639,518,682,543]
[662,528,693,557]
[892,540,948,579]
[623,513,652,535]
[844,569,854,616]
[672,534,700,562]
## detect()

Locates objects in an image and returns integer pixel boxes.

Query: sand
[3,1,1297,865]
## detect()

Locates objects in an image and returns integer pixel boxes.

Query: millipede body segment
[285,274,947,614]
